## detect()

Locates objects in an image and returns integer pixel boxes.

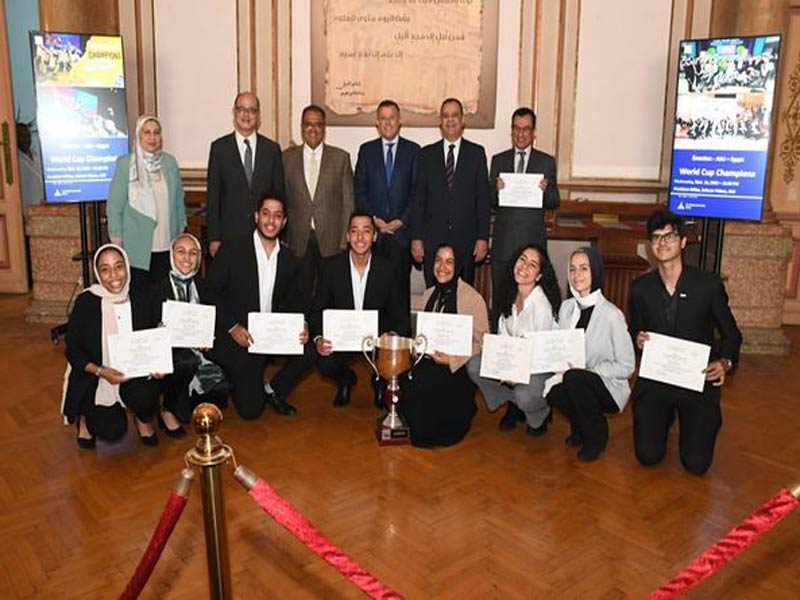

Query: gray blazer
[557,294,635,410]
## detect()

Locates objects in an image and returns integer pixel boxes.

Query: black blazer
[410,139,490,255]
[629,265,742,368]
[354,136,420,246]
[309,251,411,339]
[489,147,560,262]
[206,132,285,242]
[63,291,155,420]
[203,236,307,340]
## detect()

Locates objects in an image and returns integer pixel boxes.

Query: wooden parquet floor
[0,293,799,599]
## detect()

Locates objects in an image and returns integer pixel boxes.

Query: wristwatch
[721,358,733,372]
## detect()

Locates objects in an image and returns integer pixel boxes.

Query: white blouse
[497,285,555,337]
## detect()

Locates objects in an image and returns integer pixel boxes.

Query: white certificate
[107,327,174,379]
[416,312,473,356]
[479,334,532,385]
[161,300,216,348]
[247,312,305,355]
[323,309,379,352]
[530,329,586,374]
[498,172,544,208]
[638,332,711,392]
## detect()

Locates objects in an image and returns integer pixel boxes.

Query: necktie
[516,150,525,174]
[385,142,394,186]
[243,139,253,187]
[445,143,455,192]
[308,150,319,197]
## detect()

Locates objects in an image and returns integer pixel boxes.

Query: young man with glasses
[282,105,355,293]
[629,210,742,475]
[206,92,285,257]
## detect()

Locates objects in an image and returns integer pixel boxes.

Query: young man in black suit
[629,210,742,475]
[411,98,490,286]
[204,195,315,420]
[489,107,560,327]
[311,211,411,407]
[206,92,285,257]
[354,99,420,312]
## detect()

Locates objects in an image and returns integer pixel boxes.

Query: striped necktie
[445,143,455,191]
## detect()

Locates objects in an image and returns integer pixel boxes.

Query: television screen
[30,32,129,203]
[668,35,781,221]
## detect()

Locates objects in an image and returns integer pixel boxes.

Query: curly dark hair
[497,243,561,320]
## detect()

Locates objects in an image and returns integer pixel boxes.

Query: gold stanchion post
[185,403,233,599]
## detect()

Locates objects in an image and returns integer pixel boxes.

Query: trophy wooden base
[376,417,411,446]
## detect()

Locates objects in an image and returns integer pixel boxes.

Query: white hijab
[128,115,163,222]
[168,233,201,303]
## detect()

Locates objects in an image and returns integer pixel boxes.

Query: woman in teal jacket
[108,115,186,295]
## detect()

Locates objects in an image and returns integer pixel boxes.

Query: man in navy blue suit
[354,100,420,312]
[411,98,490,286]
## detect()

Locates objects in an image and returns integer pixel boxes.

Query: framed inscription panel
[310,0,499,127]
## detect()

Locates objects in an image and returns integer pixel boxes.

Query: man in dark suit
[411,98,490,286]
[490,107,560,326]
[204,195,316,420]
[311,211,410,407]
[206,92,285,257]
[629,210,742,476]
[354,99,420,312]
[283,105,355,293]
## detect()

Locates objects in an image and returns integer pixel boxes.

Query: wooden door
[0,0,29,293]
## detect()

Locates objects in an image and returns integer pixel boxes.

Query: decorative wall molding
[780,53,800,184]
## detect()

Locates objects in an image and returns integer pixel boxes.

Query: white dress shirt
[442,137,462,171]
[513,145,532,172]
[383,136,399,161]
[253,230,280,313]
[235,130,257,166]
[498,285,554,337]
[304,143,324,229]
[349,252,371,311]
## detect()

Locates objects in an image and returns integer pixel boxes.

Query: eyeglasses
[650,232,681,244]
[512,126,533,134]
[235,106,259,115]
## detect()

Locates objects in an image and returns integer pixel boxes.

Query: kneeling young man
[629,210,742,475]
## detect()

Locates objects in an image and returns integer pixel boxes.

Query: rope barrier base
[240,470,403,600]
[648,487,799,599]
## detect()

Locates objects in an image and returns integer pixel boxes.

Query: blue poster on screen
[30,32,129,203]
[668,35,781,221]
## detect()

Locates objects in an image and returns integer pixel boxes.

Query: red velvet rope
[119,491,189,600]
[249,478,404,599]
[648,487,799,600]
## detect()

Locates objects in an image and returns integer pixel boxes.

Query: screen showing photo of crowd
[675,36,780,144]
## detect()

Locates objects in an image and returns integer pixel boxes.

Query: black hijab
[424,245,461,314]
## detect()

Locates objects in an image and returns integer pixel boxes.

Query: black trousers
[212,336,317,420]
[130,250,170,297]
[374,234,411,316]
[161,348,201,422]
[317,351,383,395]
[83,377,161,442]
[547,369,618,452]
[632,379,722,476]
[298,230,323,296]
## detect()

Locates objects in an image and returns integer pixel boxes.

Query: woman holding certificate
[467,244,561,436]
[399,245,489,447]
[107,115,186,295]
[545,247,635,462]
[152,233,229,436]
[63,245,162,449]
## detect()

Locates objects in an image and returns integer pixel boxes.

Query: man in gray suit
[489,107,560,326]
[282,105,355,292]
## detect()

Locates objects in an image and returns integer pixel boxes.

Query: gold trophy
[363,332,427,445]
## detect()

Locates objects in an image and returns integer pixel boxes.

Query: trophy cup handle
[362,335,379,378]
[407,334,427,380]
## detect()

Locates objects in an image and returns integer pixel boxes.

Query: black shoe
[564,430,583,447]
[525,409,552,438]
[158,413,187,438]
[139,432,159,447]
[498,403,524,431]
[577,447,603,462]
[333,383,353,407]
[76,421,95,450]
[265,392,297,415]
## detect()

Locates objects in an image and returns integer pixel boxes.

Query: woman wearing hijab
[152,233,229,434]
[467,243,561,437]
[399,245,489,447]
[107,115,186,295]
[546,247,635,462]
[63,244,162,449]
